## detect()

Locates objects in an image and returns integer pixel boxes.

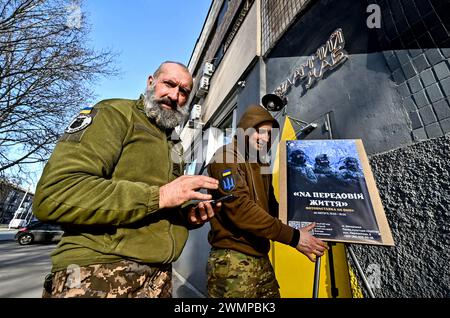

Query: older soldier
[34,61,220,298]
[206,105,328,298]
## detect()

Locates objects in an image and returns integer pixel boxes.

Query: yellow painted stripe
[222,171,231,176]
[348,265,364,298]
[80,110,92,114]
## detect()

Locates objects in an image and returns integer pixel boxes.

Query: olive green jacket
[33,97,189,272]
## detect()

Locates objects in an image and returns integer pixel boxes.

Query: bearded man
[34,61,220,298]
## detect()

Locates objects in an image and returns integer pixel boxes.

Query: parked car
[15,221,64,245]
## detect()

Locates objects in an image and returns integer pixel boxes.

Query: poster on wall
[279,139,394,246]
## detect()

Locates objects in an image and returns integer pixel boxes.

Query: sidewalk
[0,224,17,231]
[0,223,203,297]
[0,226,17,241]
[172,269,205,298]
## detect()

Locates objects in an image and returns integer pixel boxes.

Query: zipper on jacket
[168,223,176,261]
[235,146,260,202]
[166,138,176,261]
[247,162,260,202]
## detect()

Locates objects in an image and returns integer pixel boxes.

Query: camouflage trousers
[207,248,280,298]
[42,260,172,298]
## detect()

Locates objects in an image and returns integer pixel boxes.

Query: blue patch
[221,169,235,192]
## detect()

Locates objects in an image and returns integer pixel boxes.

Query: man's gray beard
[143,86,189,130]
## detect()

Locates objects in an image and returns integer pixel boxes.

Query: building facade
[175,0,450,297]
[0,180,34,225]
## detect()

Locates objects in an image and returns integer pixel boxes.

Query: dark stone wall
[352,135,450,297]
[237,61,261,119]
[265,0,450,151]
[368,0,450,141]
[265,0,413,155]
[263,0,450,297]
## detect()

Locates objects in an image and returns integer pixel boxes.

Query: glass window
[217,0,229,27]
[185,159,198,176]
[27,220,41,228]
[202,108,237,169]
[29,221,46,230]
[213,45,225,68]
[218,108,237,146]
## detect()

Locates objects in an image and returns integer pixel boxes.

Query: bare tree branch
[0,0,118,181]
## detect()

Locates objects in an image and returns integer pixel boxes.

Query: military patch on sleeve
[220,169,235,192]
[79,106,94,115]
[65,114,92,134]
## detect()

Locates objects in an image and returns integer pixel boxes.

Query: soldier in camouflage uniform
[206,105,328,298]
[34,61,220,298]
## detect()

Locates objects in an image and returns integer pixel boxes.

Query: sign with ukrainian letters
[279,139,394,246]
[273,28,348,97]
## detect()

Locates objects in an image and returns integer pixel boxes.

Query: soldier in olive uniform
[34,61,220,298]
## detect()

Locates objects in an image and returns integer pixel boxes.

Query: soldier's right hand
[295,223,329,262]
[159,175,219,209]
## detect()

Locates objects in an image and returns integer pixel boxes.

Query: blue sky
[24,0,211,190]
[84,0,212,102]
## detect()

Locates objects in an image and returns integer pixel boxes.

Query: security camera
[261,93,287,112]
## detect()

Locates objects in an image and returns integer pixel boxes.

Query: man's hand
[187,201,222,225]
[296,223,329,262]
[159,175,219,209]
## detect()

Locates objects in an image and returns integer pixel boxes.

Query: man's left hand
[187,201,221,225]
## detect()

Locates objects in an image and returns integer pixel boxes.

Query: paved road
[0,229,201,298]
[0,240,55,298]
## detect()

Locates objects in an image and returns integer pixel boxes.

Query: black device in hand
[182,194,236,209]
[209,194,236,205]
